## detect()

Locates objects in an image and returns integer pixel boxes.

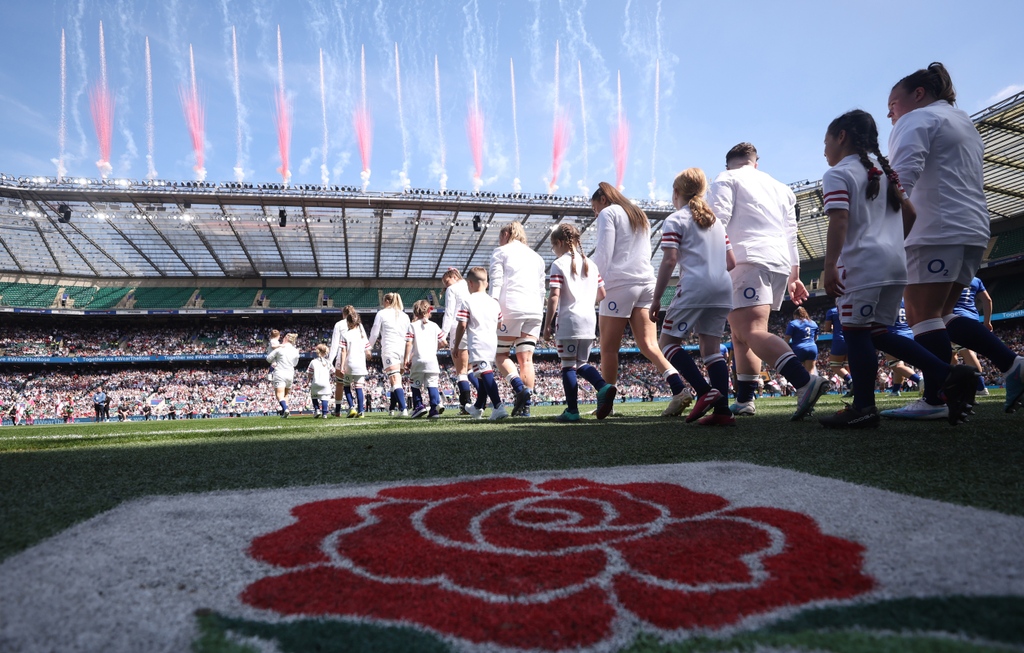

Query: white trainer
[730,401,756,416]
[464,404,484,419]
[662,391,694,417]
[490,405,509,421]
[880,398,948,420]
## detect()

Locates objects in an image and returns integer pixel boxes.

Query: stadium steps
[989,279,1024,313]
[58,286,97,308]
[989,226,1024,260]
[132,287,197,309]
[800,268,823,290]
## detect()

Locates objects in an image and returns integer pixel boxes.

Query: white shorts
[662,305,730,338]
[309,384,333,400]
[836,285,904,327]
[730,263,789,311]
[411,371,440,388]
[906,245,984,286]
[471,360,495,376]
[555,339,594,368]
[599,282,656,318]
[381,349,404,371]
[448,327,469,351]
[497,316,542,343]
[342,374,365,387]
[273,374,294,390]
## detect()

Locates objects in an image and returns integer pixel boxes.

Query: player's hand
[823,265,844,298]
[648,300,661,323]
[788,279,809,305]
[984,320,993,332]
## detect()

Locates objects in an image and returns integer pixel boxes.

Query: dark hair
[895,62,956,105]
[591,181,649,234]
[342,304,361,329]
[826,110,902,211]
[550,223,589,277]
[725,142,757,166]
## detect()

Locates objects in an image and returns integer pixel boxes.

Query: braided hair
[672,168,716,229]
[550,223,590,277]
[826,110,903,211]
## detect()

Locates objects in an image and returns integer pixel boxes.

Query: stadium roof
[2,91,1022,282]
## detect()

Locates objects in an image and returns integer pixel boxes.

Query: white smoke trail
[394,42,410,190]
[57,29,67,181]
[145,37,156,180]
[648,58,660,200]
[435,54,447,192]
[576,59,589,197]
[230,25,245,182]
[319,48,329,186]
[510,57,520,193]
[359,44,370,191]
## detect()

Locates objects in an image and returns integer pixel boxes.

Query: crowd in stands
[1,320,1021,425]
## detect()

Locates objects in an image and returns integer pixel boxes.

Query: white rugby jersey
[266,343,300,377]
[549,253,604,340]
[337,325,369,375]
[456,291,502,364]
[442,279,470,337]
[590,204,656,288]
[406,319,445,374]
[888,100,989,249]
[822,154,907,291]
[660,206,733,309]
[306,356,333,390]
[367,307,411,355]
[489,240,546,319]
[708,165,798,274]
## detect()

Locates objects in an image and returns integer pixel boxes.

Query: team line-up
[264,62,1024,429]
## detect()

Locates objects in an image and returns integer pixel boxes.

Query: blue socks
[665,345,711,396]
[872,329,948,404]
[561,368,579,414]
[410,386,423,409]
[344,385,354,409]
[945,315,1017,372]
[279,399,288,412]
[394,387,407,411]
[664,370,686,396]
[509,375,526,394]
[578,364,606,390]
[479,371,502,408]
[320,399,329,415]
[776,352,811,389]
[704,356,732,414]
[842,328,881,409]
[428,387,441,409]
[355,388,365,414]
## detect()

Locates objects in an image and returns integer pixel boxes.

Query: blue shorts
[792,344,818,362]
[830,335,847,357]
[888,326,914,340]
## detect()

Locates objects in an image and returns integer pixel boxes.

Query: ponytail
[826,110,902,211]
[896,62,956,106]
[672,168,716,229]
[592,181,649,234]
[550,223,590,278]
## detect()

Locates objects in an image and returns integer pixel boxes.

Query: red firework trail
[89,86,115,173]
[179,89,205,173]
[275,89,291,183]
[551,111,570,191]
[354,106,372,173]
[466,106,484,180]
[613,116,629,189]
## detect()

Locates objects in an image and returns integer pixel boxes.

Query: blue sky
[1,0,1022,199]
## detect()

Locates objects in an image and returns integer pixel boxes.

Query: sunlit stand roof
[1,90,1021,282]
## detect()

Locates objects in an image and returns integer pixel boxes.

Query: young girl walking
[541,223,612,422]
[650,168,735,426]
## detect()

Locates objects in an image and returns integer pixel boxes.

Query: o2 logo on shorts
[567,344,577,354]
[860,305,874,317]
[498,323,508,333]
[928,259,950,277]
[743,287,759,302]
[677,321,688,332]
[607,301,618,313]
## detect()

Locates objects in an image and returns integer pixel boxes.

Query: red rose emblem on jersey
[241,477,873,650]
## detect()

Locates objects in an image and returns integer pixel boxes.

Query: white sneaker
[880,397,948,420]
[465,404,484,419]
[730,401,756,416]
[389,410,396,417]
[978,387,990,397]
[792,375,829,421]
[400,409,410,417]
[662,391,694,417]
[490,405,509,421]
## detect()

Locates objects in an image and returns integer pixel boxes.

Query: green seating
[198,287,258,309]
[0,283,59,307]
[260,287,321,308]
[132,287,196,309]
[327,287,380,309]
[989,227,1024,261]
[87,286,132,309]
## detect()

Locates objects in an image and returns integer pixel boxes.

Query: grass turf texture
[1,391,1022,563]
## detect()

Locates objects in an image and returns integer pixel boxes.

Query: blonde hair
[592,182,648,234]
[342,305,361,329]
[550,223,589,277]
[441,268,463,284]
[383,292,404,314]
[500,221,527,245]
[285,333,297,344]
[412,299,432,320]
[673,168,716,229]
[315,343,328,356]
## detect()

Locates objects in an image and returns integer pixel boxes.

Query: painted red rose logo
[241,477,873,650]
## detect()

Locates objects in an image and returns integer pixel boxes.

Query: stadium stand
[377,286,437,307]
[88,286,132,308]
[326,287,381,309]
[988,225,1024,260]
[260,287,321,308]
[0,282,59,307]
[197,287,258,308]
[131,286,196,309]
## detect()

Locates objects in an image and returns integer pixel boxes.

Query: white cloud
[981,83,1024,109]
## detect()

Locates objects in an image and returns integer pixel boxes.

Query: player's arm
[822,169,851,299]
[651,245,678,323]
[266,348,279,365]
[327,323,342,367]
[489,250,505,300]
[441,286,457,334]
[888,114,931,197]
[543,286,559,341]
[367,312,383,349]
[978,289,994,331]
[590,210,615,279]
